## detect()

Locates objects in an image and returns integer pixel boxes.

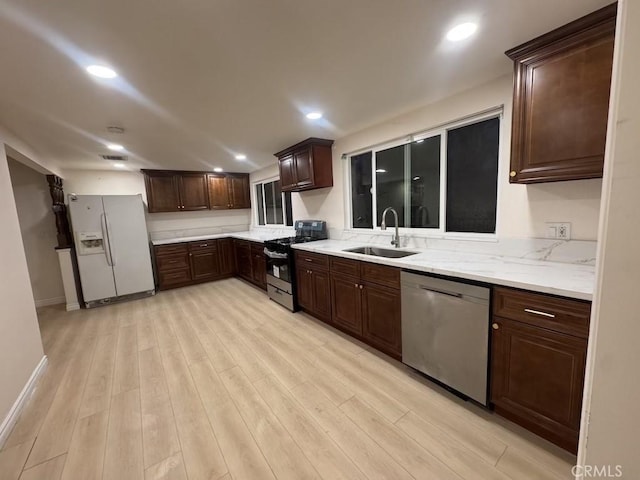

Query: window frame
[344,108,503,240]
[253,176,291,227]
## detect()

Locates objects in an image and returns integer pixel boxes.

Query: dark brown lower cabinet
[250,244,267,290]
[189,243,220,281]
[361,283,402,356]
[297,265,331,322]
[218,238,236,276]
[330,274,362,335]
[155,238,234,290]
[234,240,252,281]
[323,257,401,359]
[490,287,591,453]
[232,240,266,290]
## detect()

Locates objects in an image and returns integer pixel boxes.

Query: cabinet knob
[509,171,516,178]
[492,323,499,330]
[354,283,358,287]
[359,285,363,290]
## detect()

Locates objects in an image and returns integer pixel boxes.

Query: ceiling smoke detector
[100,154,128,161]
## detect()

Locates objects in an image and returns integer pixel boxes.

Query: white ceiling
[0,0,612,174]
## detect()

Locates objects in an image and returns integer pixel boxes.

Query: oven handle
[264,248,289,259]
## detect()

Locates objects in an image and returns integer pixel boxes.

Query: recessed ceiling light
[86,65,118,79]
[107,144,124,151]
[306,112,323,120]
[375,169,387,173]
[113,163,125,168]
[235,154,247,161]
[446,22,478,42]
[213,167,223,172]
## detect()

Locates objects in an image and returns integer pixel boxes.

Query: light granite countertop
[292,239,595,301]
[151,231,284,246]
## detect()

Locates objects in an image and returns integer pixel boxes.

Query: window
[255,179,293,226]
[348,114,500,235]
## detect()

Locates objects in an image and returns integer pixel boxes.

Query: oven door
[264,248,292,285]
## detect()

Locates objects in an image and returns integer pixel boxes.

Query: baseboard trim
[0,355,48,449]
[66,302,80,311]
[35,296,65,308]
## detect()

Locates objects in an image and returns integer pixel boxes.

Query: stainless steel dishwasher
[401,271,491,405]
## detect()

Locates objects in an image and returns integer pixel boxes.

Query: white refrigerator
[68,194,155,307]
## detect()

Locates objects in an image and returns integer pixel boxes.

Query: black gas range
[264,220,328,311]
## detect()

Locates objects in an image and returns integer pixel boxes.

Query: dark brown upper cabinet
[274,138,334,192]
[506,3,616,184]
[143,170,250,212]
[143,170,208,212]
[207,173,250,209]
[179,173,209,211]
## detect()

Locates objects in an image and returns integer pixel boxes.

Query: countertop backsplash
[149,223,251,241]
[329,229,597,266]
[149,223,596,267]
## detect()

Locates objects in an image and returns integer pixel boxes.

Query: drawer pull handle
[524,308,555,318]
[200,243,208,247]
[305,258,312,262]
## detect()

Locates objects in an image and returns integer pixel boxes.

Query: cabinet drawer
[361,262,400,289]
[156,253,190,272]
[189,240,217,251]
[330,257,359,277]
[155,243,188,256]
[493,287,591,338]
[158,268,191,287]
[295,251,329,270]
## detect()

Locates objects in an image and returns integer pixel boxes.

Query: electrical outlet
[545,222,571,240]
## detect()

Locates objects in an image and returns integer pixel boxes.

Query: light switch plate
[545,222,571,240]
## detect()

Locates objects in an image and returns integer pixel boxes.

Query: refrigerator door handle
[101,213,114,267]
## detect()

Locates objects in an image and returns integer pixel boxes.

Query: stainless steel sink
[343,246,417,258]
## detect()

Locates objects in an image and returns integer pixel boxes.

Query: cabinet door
[208,174,231,209]
[491,317,587,453]
[189,247,220,280]
[179,173,209,210]
[235,242,252,280]
[279,155,296,190]
[228,174,251,209]
[145,173,180,212]
[508,6,616,183]
[217,239,235,276]
[330,274,362,335]
[312,269,331,321]
[362,284,401,357]
[296,267,314,311]
[251,251,267,289]
[293,148,313,188]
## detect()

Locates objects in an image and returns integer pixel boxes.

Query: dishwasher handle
[419,285,463,299]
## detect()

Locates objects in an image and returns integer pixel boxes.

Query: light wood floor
[0,278,576,480]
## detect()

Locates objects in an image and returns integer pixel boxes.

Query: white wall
[0,143,45,430]
[284,75,602,240]
[8,158,65,306]
[249,163,280,228]
[579,0,640,477]
[63,169,252,236]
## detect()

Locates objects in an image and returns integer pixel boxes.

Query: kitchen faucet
[381,207,400,248]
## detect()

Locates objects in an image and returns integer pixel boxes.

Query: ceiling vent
[100,154,128,161]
